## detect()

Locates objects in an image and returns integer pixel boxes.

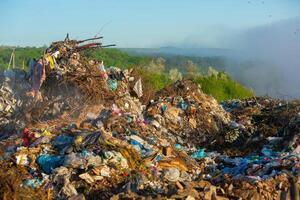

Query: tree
[185,60,201,78]
[207,66,219,77]
[169,68,182,81]
[145,57,166,73]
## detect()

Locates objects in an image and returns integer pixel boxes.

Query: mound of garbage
[0,70,31,137]
[0,37,299,200]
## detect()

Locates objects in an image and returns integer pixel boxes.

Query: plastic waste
[23,178,44,188]
[192,148,206,159]
[100,166,111,177]
[222,159,249,176]
[107,78,118,90]
[175,143,183,151]
[107,67,125,80]
[261,147,277,157]
[292,145,300,154]
[22,128,35,147]
[161,105,168,113]
[41,129,52,136]
[63,152,86,169]
[30,136,51,147]
[130,138,152,157]
[130,139,144,151]
[53,166,78,197]
[179,170,192,182]
[112,104,122,116]
[97,109,112,122]
[178,101,188,110]
[86,155,103,167]
[151,120,161,129]
[98,61,106,73]
[16,154,29,166]
[133,78,143,98]
[155,154,162,161]
[107,151,129,169]
[3,70,16,78]
[164,168,180,182]
[37,154,64,174]
[52,135,74,152]
[229,121,240,129]
[79,173,95,184]
[80,131,101,147]
[86,112,98,120]
[103,151,129,169]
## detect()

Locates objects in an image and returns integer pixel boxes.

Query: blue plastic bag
[23,178,43,188]
[37,154,64,174]
[192,148,206,159]
[52,135,74,151]
[261,147,277,157]
[107,79,118,91]
[130,139,144,152]
[222,159,249,176]
[130,139,152,157]
[175,143,183,151]
[178,101,188,110]
[161,105,168,113]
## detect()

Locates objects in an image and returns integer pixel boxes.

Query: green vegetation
[84,48,150,69]
[193,72,254,101]
[0,46,254,101]
[134,67,171,91]
[0,47,45,70]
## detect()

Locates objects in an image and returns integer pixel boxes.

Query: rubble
[0,37,299,200]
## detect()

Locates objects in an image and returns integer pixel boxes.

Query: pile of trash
[43,36,119,103]
[0,37,299,200]
[219,98,300,156]
[146,80,231,148]
[0,70,31,137]
[0,76,18,135]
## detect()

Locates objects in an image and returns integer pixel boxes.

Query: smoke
[165,17,300,99]
[229,17,300,98]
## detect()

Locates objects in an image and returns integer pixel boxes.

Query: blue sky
[0,0,299,47]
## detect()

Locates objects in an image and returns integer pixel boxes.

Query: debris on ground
[0,37,299,200]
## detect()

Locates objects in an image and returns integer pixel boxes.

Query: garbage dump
[0,70,31,138]
[0,37,299,200]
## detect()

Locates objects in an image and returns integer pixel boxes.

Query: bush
[193,72,254,101]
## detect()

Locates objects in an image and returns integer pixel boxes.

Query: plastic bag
[107,79,118,91]
[63,152,86,169]
[133,78,143,98]
[164,168,180,182]
[37,154,64,174]
[192,148,206,159]
[52,135,74,152]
